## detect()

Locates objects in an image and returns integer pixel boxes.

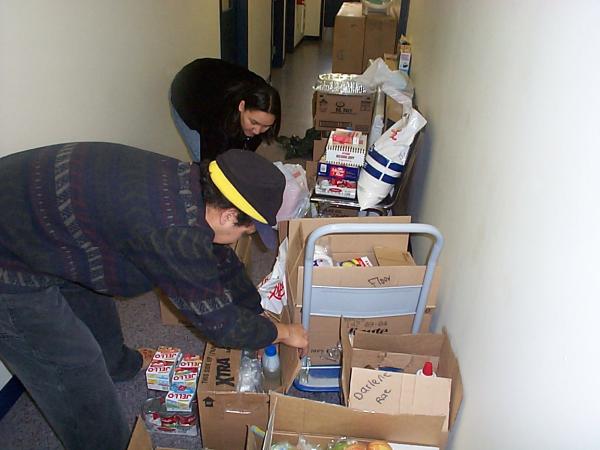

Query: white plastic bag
[357,108,427,210]
[258,238,288,314]
[355,57,414,118]
[274,162,310,221]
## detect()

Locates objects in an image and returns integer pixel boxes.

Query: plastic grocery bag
[258,238,288,315]
[357,108,427,210]
[356,57,414,119]
[274,162,310,221]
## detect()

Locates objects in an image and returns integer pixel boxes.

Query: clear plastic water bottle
[261,344,281,392]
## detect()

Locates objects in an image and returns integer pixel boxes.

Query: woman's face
[238,100,276,137]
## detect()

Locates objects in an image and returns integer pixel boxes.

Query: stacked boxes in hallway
[332,2,366,75]
[332,2,399,75]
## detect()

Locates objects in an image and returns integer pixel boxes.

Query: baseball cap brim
[253,219,277,250]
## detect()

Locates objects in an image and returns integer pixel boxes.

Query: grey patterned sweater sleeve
[121,226,277,350]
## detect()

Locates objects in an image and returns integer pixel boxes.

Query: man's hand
[273,322,308,357]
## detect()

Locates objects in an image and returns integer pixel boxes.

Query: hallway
[271,29,333,138]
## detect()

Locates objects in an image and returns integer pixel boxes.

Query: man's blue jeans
[0,284,139,450]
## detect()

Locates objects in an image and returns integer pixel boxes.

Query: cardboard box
[283,216,440,364]
[313,92,374,133]
[363,13,398,70]
[285,216,440,308]
[332,2,366,74]
[341,328,463,445]
[259,393,443,449]
[349,369,452,430]
[159,234,255,325]
[196,310,300,450]
[298,312,433,365]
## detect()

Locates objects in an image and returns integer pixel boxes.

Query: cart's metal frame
[293,222,444,392]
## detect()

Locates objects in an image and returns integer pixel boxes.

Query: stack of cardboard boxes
[313,129,367,200]
[332,2,399,75]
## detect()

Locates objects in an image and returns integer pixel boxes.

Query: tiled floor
[0,30,335,450]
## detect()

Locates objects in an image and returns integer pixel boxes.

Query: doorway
[220,0,248,67]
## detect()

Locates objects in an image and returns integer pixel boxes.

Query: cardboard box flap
[340,321,354,405]
[374,247,416,266]
[278,307,302,392]
[348,368,452,431]
[312,138,327,161]
[197,345,240,392]
[246,428,262,450]
[268,393,444,447]
[438,328,463,430]
[128,417,153,450]
[128,416,184,450]
[353,332,445,356]
[293,264,437,308]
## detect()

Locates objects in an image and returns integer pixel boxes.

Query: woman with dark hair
[170,58,282,161]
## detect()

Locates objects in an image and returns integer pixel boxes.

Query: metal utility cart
[293,222,443,392]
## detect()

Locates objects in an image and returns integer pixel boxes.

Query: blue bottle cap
[264,344,277,357]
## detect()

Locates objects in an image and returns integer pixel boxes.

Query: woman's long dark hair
[198,161,253,226]
[222,80,281,143]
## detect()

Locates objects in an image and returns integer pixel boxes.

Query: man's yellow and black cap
[209,149,285,248]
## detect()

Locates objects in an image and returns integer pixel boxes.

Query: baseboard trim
[0,376,23,420]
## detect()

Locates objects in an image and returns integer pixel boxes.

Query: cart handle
[301,223,444,334]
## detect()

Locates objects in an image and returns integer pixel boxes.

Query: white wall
[248,0,273,80]
[0,0,220,160]
[304,0,323,37]
[406,2,600,449]
[294,4,306,47]
[0,0,220,392]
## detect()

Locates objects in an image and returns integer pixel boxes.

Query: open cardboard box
[159,233,255,325]
[196,308,301,450]
[283,215,440,364]
[253,393,443,449]
[341,324,463,448]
